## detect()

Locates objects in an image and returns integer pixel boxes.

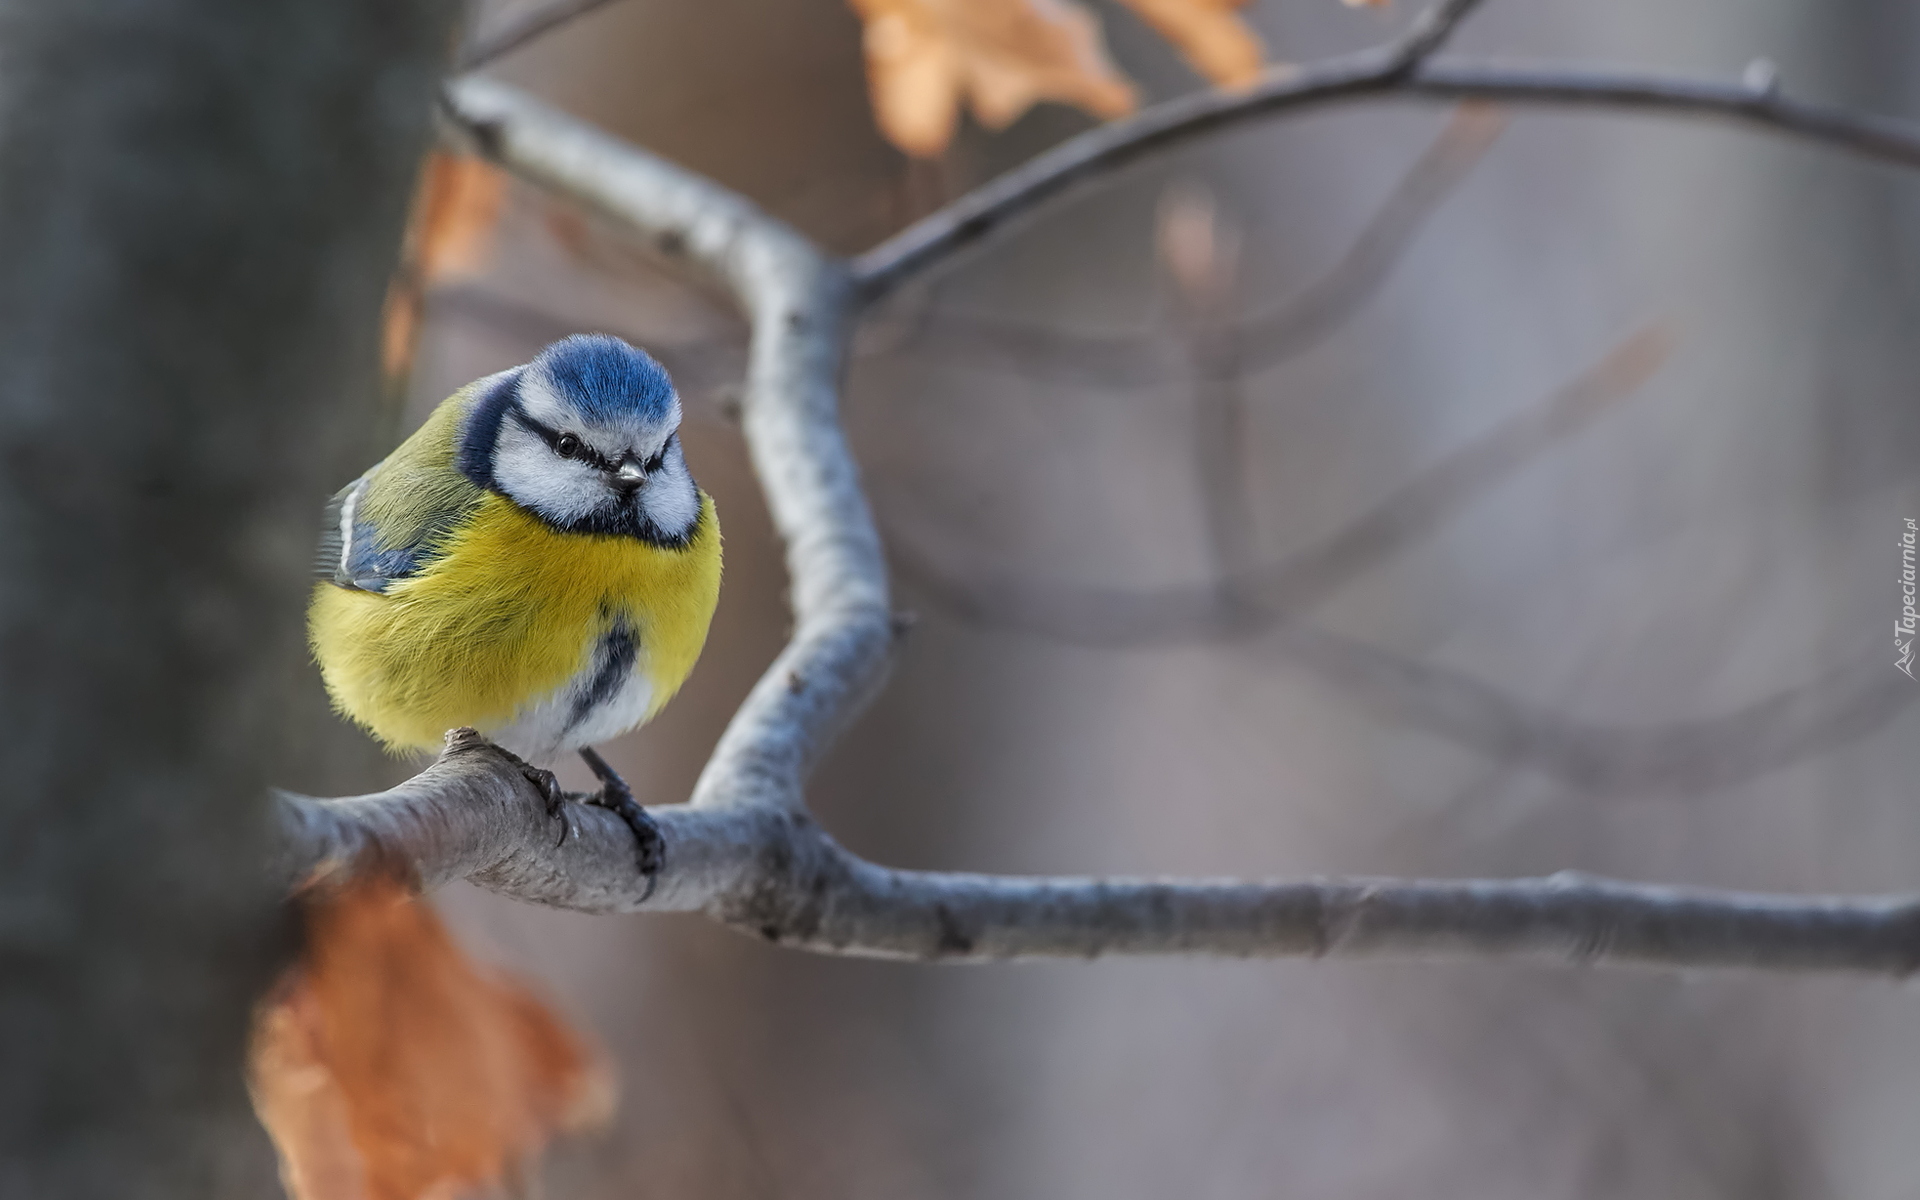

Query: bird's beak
[613,461,646,491]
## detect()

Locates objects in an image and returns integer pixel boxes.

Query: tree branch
[288,19,1920,978]
[851,57,1920,300]
[278,732,1920,973]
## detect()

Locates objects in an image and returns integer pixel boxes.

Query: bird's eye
[554,433,582,460]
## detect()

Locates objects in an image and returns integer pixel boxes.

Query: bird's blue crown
[457,334,682,495]
[533,334,676,424]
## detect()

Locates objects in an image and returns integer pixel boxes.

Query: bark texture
[0,2,457,1196]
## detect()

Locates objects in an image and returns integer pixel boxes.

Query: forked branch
[284,2,1920,975]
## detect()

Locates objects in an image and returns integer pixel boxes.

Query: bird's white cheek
[492,429,605,523]
[641,467,702,536]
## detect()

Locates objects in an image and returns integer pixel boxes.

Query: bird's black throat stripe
[566,620,639,734]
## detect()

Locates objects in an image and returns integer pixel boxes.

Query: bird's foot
[579,746,664,898]
[514,760,576,848]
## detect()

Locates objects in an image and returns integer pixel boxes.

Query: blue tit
[308,334,721,873]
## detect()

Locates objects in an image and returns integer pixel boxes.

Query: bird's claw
[514,761,575,847]
[590,788,665,898]
[517,761,565,816]
[579,746,665,900]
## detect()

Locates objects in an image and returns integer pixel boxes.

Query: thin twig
[1160,185,1257,581]
[456,0,627,71]
[851,59,1920,299]
[866,103,1507,386]
[1271,629,1917,794]
[1384,0,1490,72]
[887,326,1670,645]
[892,535,1915,792]
[1237,101,1506,371]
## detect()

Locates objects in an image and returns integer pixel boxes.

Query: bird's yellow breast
[309,491,721,753]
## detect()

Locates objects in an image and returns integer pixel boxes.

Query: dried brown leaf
[378,280,423,383]
[849,0,1136,157]
[860,6,963,157]
[250,875,612,1200]
[411,153,507,283]
[380,153,508,381]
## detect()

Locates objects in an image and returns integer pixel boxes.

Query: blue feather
[534,334,676,425]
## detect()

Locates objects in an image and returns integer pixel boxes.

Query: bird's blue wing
[315,385,493,594]
[316,472,416,593]
[314,464,483,594]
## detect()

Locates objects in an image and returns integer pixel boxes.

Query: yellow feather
[309,491,721,753]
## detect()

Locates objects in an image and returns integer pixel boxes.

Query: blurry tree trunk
[0,1,457,1197]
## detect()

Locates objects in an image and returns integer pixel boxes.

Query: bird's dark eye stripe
[511,407,616,471]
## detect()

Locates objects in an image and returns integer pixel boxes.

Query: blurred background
[282,0,1920,1195]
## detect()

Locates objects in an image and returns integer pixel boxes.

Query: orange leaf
[378,278,423,383]
[860,6,963,158]
[410,153,507,284]
[849,0,1136,157]
[379,152,507,383]
[1116,0,1266,89]
[249,874,612,1200]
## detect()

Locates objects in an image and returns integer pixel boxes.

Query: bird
[308,334,721,883]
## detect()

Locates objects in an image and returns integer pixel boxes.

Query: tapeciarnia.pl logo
[1901,518,1917,679]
